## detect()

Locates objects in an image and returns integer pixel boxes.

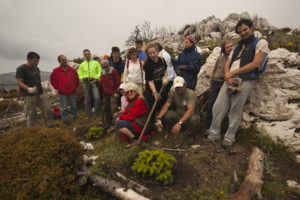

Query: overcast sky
[0,0,299,74]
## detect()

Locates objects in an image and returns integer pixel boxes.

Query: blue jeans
[59,93,77,121]
[82,82,100,116]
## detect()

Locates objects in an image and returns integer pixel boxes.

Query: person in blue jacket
[175,35,202,90]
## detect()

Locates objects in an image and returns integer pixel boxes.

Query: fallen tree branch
[232,147,264,200]
[90,175,150,200]
[116,172,150,195]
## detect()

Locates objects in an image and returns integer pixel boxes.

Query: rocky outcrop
[195,48,300,151]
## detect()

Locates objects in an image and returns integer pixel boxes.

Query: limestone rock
[210,32,222,39]
[194,47,221,97]
[254,31,263,38]
[287,180,300,189]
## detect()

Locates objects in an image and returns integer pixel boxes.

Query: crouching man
[155,76,200,144]
[204,18,269,148]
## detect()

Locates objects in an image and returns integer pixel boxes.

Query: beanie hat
[112,46,120,53]
[184,35,197,45]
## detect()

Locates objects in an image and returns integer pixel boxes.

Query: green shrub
[86,126,104,139]
[0,100,23,114]
[8,88,18,94]
[131,149,177,185]
[0,127,83,200]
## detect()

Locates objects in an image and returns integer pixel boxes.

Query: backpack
[234,38,268,77]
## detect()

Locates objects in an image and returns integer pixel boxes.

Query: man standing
[204,19,269,148]
[155,76,200,144]
[77,49,102,116]
[135,39,146,61]
[50,55,79,124]
[99,59,121,129]
[109,46,125,80]
[16,51,53,127]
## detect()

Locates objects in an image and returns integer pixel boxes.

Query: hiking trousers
[208,80,254,143]
[24,93,53,127]
[103,94,118,127]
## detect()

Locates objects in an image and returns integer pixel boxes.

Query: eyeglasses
[126,90,135,94]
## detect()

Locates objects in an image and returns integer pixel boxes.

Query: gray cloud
[0,0,299,73]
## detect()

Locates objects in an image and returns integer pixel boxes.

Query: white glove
[162,77,168,87]
[28,87,37,94]
[155,118,163,133]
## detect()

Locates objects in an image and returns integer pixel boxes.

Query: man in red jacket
[50,55,79,124]
[100,59,121,129]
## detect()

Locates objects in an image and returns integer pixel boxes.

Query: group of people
[16,18,269,148]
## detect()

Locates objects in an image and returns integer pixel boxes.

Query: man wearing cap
[155,76,200,144]
[175,35,202,90]
[204,18,269,148]
[109,46,125,79]
[78,49,102,116]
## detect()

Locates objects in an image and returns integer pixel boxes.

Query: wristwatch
[178,121,183,125]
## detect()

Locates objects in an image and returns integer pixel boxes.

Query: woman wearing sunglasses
[114,82,148,146]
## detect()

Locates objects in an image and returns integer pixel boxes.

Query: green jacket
[78,60,102,80]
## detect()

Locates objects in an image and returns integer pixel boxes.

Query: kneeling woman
[115,82,148,146]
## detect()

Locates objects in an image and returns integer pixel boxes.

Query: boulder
[195,47,221,97]
[210,32,222,39]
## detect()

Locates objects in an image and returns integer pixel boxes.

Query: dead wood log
[116,172,150,195]
[89,175,150,200]
[232,147,264,200]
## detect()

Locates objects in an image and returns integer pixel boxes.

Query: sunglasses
[126,90,135,94]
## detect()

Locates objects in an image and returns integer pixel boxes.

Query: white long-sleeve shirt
[159,49,176,81]
[123,59,145,85]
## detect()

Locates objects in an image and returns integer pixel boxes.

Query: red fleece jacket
[50,66,79,95]
[119,95,148,133]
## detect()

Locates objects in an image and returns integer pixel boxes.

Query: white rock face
[195,47,300,151]
[195,47,221,97]
[210,32,222,39]
[42,81,57,96]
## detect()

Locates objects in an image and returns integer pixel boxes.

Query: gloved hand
[27,87,37,94]
[155,117,163,133]
[153,92,160,101]
[162,76,169,87]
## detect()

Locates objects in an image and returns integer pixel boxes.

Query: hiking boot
[187,135,195,145]
[203,137,220,145]
[221,139,233,149]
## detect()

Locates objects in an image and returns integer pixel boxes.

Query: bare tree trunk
[232,147,264,200]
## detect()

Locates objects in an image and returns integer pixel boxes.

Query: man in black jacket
[109,46,124,79]
[204,19,269,148]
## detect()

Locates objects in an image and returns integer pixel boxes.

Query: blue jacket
[175,45,202,90]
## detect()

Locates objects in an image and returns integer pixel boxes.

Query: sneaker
[221,139,233,149]
[63,120,71,125]
[203,137,220,145]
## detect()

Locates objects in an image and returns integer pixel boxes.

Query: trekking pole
[136,84,167,145]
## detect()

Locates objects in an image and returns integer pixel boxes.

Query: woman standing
[205,40,234,134]
[143,43,168,111]
[123,47,145,96]
[175,35,202,90]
